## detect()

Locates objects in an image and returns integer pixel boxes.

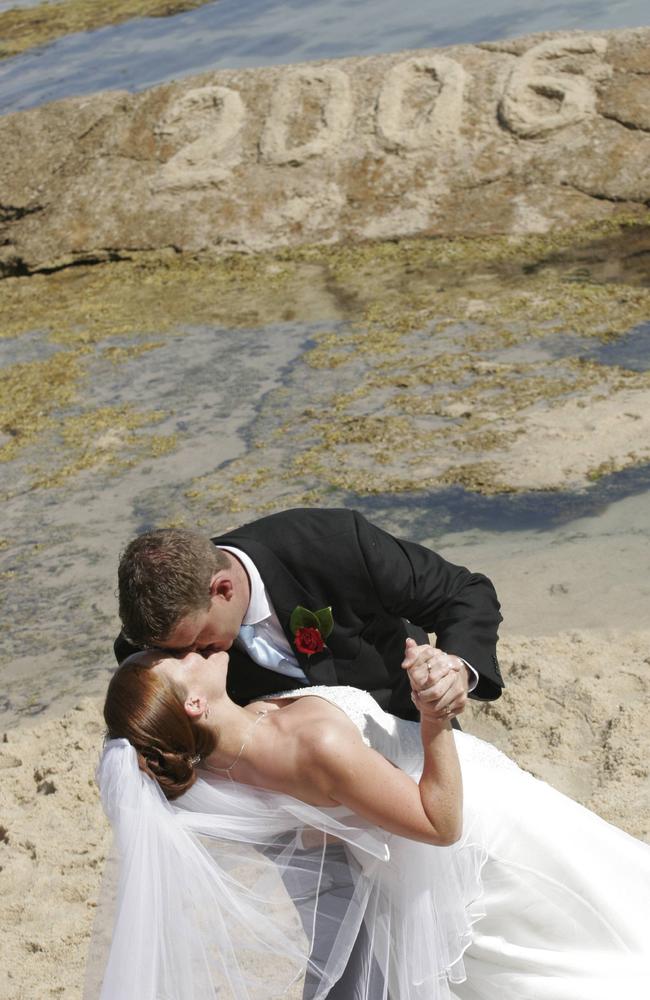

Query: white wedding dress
[263,685,650,1000]
[90,685,650,1000]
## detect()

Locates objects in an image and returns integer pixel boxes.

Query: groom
[115,506,503,1000]
[115,506,504,721]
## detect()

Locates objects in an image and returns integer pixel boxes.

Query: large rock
[1,27,650,274]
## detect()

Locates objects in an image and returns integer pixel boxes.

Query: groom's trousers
[280,841,388,1000]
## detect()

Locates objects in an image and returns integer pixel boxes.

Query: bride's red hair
[104,657,216,800]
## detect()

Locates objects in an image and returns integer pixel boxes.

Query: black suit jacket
[115,508,503,721]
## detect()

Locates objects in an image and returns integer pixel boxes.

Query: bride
[89,642,650,1000]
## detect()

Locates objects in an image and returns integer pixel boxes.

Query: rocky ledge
[1,27,650,275]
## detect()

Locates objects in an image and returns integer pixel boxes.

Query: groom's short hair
[118,528,229,646]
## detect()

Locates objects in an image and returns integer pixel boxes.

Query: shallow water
[1,0,650,114]
[354,462,650,538]
[587,322,650,372]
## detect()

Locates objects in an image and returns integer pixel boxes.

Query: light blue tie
[237,623,286,670]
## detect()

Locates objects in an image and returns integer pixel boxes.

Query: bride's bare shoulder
[261,694,360,750]
[244,696,361,803]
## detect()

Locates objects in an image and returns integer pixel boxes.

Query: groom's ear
[209,572,234,602]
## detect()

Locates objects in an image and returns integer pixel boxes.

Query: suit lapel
[301,649,338,685]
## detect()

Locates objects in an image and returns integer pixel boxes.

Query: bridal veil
[85,738,485,1000]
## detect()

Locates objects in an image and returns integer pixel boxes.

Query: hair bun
[139,747,196,798]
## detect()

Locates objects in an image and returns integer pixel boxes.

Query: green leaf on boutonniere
[290,604,334,639]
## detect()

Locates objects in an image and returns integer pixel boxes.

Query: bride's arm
[303,714,462,846]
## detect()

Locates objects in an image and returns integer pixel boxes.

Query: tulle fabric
[86,738,486,1000]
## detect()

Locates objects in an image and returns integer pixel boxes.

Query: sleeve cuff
[459,658,479,693]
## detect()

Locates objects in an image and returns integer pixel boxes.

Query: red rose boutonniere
[290,605,334,657]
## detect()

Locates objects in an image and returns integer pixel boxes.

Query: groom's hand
[402,638,469,719]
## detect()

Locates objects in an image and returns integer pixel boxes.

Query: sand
[0,700,109,1000]
[1,628,648,1000]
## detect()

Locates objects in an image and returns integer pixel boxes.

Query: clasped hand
[401,638,469,720]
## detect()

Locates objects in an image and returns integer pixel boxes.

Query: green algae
[0,349,87,462]
[439,462,517,494]
[0,0,213,60]
[29,406,176,490]
[284,215,647,303]
[179,219,650,509]
[0,252,307,346]
[0,252,321,497]
[101,341,165,364]
[586,454,644,483]
[0,344,176,493]
[2,217,649,503]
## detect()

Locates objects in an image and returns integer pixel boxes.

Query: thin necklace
[203,709,268,782]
